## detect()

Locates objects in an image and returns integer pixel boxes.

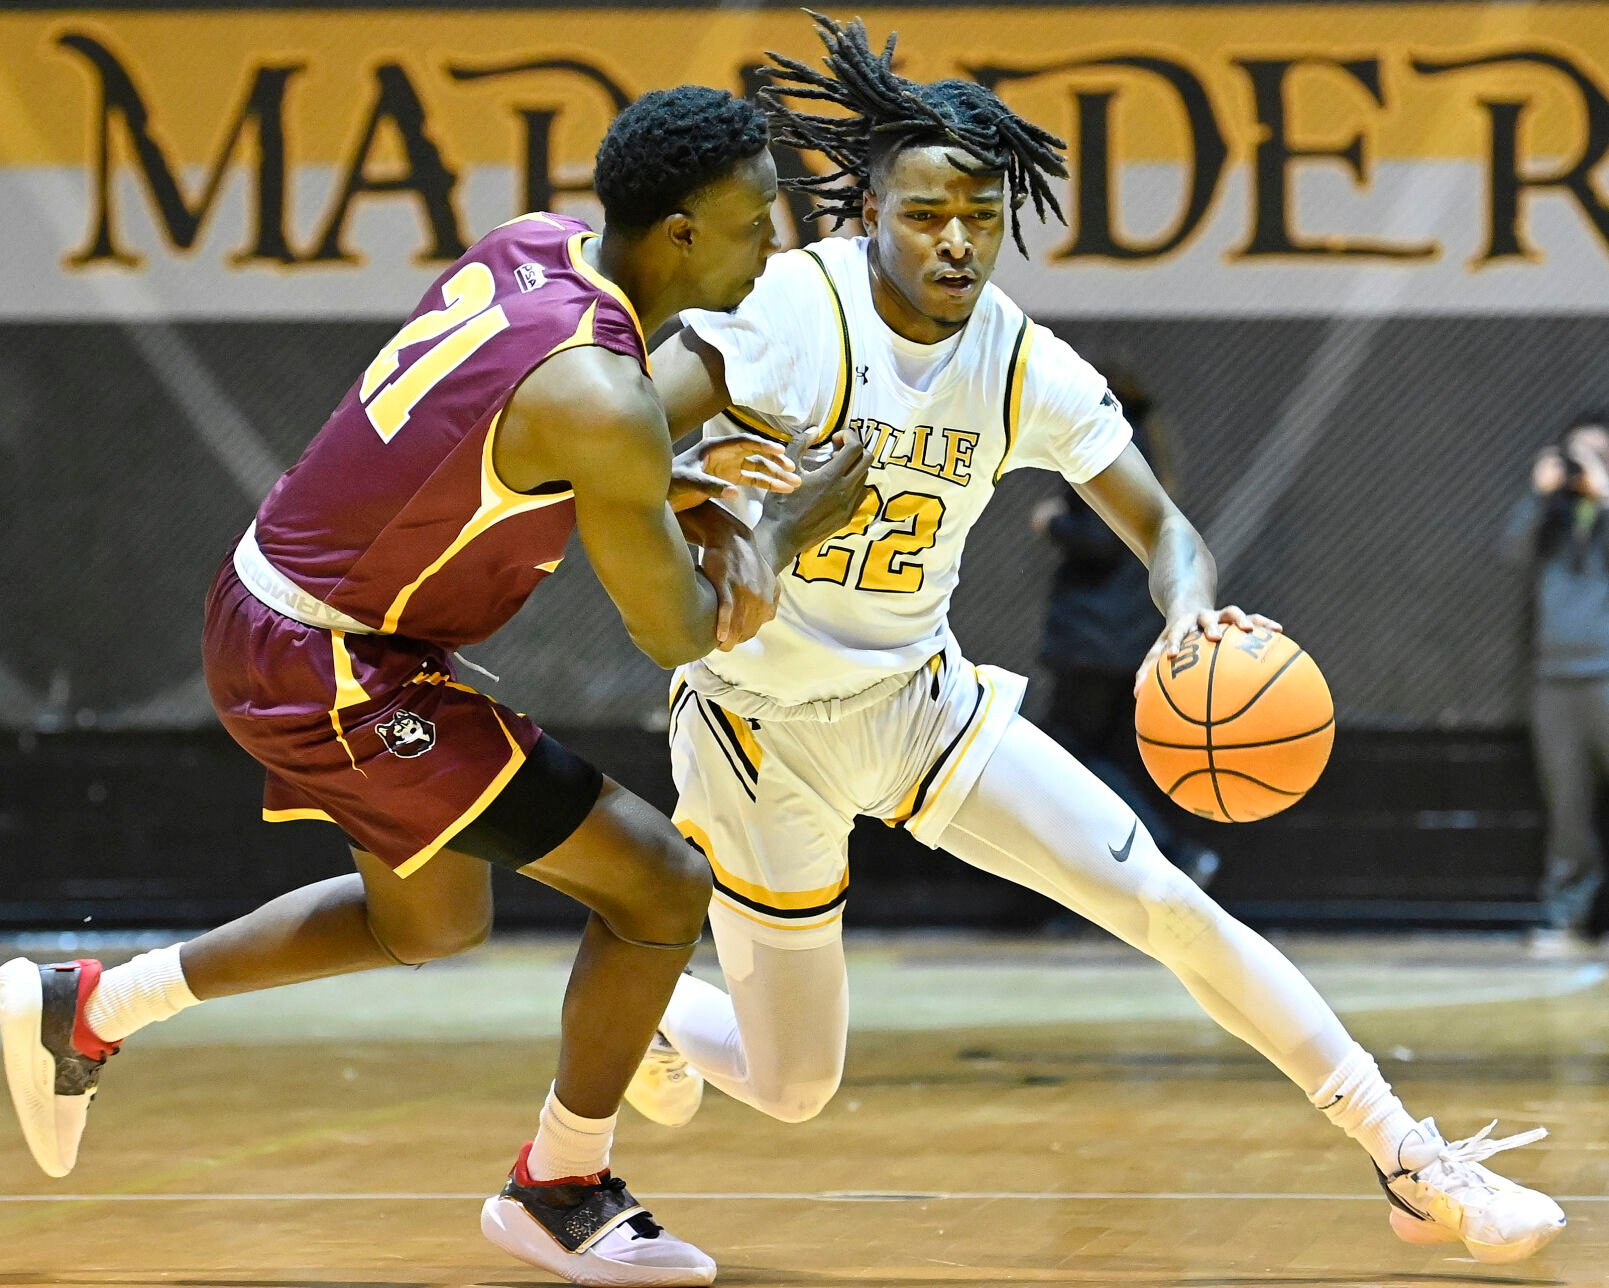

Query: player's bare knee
[655,839,713,942]
[599,834,711,946]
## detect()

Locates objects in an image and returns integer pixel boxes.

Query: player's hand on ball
[1135,605,1283,697]
[668,434,802,512]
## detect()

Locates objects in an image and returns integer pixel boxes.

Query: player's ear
[664,212,696,254]
[861,188,879,234]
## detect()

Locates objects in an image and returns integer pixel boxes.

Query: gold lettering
[939,429,978,485]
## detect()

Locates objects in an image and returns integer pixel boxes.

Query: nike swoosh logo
[1108,821,1138,863]
[1321,1093,1344,1110]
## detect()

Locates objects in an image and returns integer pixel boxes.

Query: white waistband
[233,522,376,635]
[678,644,950,724]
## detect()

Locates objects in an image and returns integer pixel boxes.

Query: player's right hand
[769,430,872,551]
[702,526,780,649]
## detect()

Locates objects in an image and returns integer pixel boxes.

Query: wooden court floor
[1,933,1605,1288]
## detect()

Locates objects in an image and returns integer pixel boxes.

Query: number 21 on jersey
[359,262,513,442]
[794,485,947,594]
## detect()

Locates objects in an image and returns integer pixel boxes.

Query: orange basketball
[1134,624,1334,823]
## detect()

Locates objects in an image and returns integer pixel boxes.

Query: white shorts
[669,642,1026,947]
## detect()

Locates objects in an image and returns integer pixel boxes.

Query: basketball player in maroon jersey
[0,87,867,1286]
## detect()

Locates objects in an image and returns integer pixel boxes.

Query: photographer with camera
[1503,414,1609,958]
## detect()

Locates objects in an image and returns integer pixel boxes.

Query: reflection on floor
[1,933,1605,1287]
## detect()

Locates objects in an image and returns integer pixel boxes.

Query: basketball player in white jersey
[627,15,1566,1265]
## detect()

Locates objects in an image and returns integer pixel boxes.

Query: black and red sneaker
[0,957,121,1177]
[480,1140,716,1286]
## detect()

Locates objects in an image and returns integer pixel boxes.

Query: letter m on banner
[59,32,301,267]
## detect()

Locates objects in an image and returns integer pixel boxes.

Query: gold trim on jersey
[566,232,648,360]
[395,705,528,878]
[885,664,993,830]
[995,317,1035,484]
[801,248,853,447]
[709,700,763,778]
[329,630,370,776]
[678,819,849,919]
[263,807,336,824]
[722,406,791,446]
[539,299,597,362]
[690,693,758,801]
[713,895,846,934]
[379,419,575,634]
[911,669,1000,831]
[494,212,569,231]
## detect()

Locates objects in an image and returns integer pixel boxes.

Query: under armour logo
[855,364,869,385]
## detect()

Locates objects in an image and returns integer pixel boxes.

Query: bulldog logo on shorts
[376,710,436,758]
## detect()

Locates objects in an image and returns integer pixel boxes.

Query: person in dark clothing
[1031,382,1219,887]
[1502,413,1609,958]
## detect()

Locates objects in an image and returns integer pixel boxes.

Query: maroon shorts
[203,557,547,876]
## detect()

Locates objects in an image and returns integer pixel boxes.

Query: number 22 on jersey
[794,485,947,594]
[359,262,513,442]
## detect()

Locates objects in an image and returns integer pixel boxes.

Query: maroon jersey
[253,213,646,647]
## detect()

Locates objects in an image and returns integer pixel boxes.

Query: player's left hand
[669,434,802,512]
[1134,605,1283,696]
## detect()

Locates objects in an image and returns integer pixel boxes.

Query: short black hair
[594,86,770,233]
[762,13,1068,255]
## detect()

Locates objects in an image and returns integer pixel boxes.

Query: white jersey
[682,236,1131,708]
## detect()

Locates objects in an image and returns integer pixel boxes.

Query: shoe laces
[596,1177,664,1241]
[646,1035,688,1078]
[1417,1121,1548,1192]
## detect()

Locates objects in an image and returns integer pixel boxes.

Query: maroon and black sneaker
[0,957,120,1177]
[480,1140,716,1285]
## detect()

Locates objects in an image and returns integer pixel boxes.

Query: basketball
[1134,624,1334,823]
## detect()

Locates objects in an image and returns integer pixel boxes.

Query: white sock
[1309,1042,1420,1174]
[524,1085,615,1182]
[83,945,199,1043]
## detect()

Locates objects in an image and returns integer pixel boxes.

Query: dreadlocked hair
[594,86,769,233]
[760,11,1068,254]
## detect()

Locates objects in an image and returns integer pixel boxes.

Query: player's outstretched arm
[496,346,738,667]
[1076,443,1279,689]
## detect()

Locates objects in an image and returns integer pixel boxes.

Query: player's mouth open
[934,271,974,293]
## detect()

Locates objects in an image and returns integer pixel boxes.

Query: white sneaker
[1378,1117,1566,1263]
[0,957,121,1178]
[481,1143,716,1286]
[624,1032,703,1127]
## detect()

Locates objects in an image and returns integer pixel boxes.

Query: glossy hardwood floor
[2,933,1604,1288]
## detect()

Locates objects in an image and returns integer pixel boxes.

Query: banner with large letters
[3,5,1607,319]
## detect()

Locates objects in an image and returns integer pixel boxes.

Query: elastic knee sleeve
[602,918,704,952]
[364,917,426,968]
